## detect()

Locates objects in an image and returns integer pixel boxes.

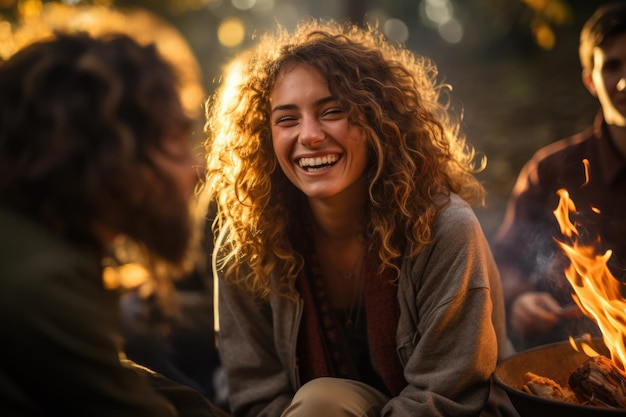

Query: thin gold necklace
[333,247,364,280]
[317,234,365,280]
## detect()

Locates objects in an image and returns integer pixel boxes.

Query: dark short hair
[579,2,626,72]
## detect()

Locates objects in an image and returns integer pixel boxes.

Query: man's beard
[128,185,194,267]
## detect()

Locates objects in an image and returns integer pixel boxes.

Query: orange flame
[553,188,626,372]
[581,158,590,187]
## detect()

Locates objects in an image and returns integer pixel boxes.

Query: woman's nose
[298,117,324,147]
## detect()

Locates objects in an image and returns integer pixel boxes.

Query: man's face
[584,32,626,126]
[136,131,199,265]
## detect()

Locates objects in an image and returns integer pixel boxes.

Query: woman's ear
[582,69,598,97]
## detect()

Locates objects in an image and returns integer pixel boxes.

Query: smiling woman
[202,18,516,417]
[269,63,368,201]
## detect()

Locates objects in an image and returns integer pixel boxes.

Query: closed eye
[321,107,345,119]
[273,114,298,126]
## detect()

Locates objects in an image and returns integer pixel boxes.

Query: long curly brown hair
[204,19,486,300]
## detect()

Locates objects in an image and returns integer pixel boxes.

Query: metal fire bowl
[494,338,626,417]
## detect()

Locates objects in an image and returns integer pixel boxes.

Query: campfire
[513,169,626,410]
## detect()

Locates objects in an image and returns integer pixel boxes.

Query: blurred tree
[0,1,204,119]
[0,0,616,53]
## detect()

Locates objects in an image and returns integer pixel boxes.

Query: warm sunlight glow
[5,4,204,116]
[217,17,245,48]
[532,19,555,50]
[102,263,149,290]
[553,188,626,372]
[17,0,42,20]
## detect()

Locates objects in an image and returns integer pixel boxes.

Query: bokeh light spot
[421,0,452,27]
[17,0,42,19]
[383,18,408,43]
[438,17,463,44]
[533,19,555,50]
[231,0,255,11]
[217,16,245,48]
[0,20,14,59]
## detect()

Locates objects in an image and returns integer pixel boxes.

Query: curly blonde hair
[203,19,485,300]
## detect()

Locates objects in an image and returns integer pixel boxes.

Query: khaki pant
[279,376,519,417]
[281,378,389,417]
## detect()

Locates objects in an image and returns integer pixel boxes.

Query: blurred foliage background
[0,0,619,239]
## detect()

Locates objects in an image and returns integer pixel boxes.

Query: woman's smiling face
[269,63,368,201]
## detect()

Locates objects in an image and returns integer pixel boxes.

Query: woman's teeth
[298,154,339,171]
